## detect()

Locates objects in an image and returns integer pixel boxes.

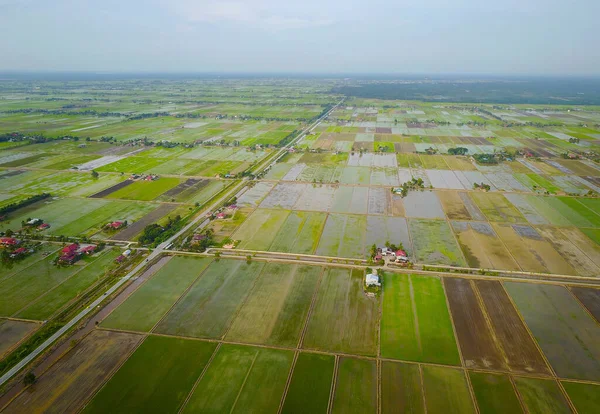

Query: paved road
[0,99,343,388]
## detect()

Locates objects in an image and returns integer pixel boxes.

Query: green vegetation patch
[226,263,321,347]
[182,344,293,413]
[381,361,425,414]
[102,256,212,332]
[106,178,182,201]
[331,357,377,414]
[303,268,379,356]
[422,366,476,414]
[562,381,600,414]
[408,219,466,266]
[381,274,460,365]
[83,336,217,414]
[282,352,335,414]
[269,211,327,254]
[514,377,572,414]
[156,260,264,339]
[469,372,523,414]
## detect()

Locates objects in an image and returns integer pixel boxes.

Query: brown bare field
[536,227,600,276]
[88,180,132,198]
[398,142,416,153]
[390,194,405,216]
[451,222,520,271]
[444,278,506,370]
[492,223,577,275]
[313,137,333,150]
[555,227,600,269]
[2,330,142,414]
[555,160,600,175]
[570,287,600,323]
[0,319,39,359]
[476,280,551,375]
[111,204,176,241]
[439,192,473,220]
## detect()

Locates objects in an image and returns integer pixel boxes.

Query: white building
[365,273,381,287]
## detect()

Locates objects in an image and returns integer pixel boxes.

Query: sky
[1,0,599,75]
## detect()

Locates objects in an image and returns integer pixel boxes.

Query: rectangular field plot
[233,208,290,250]
[421,366,476,414]
[101,256,211,332]
[0,319,39,358]
[570,286,600,322]
[381,274,460,365]
[17,249,121,320]
[409,219,466,266]
[381,361,424,414]
[281,352,335,414]
[155,260,264,339]
[492,223,577,275]
[505,282,600,381]
[468,192,527,223]
[330,186,369,214]
[83,336,217,414]
[3,330,142,414]
[316,214,367,259]
[562,381,600,414]
[339,166,371,185]
[225,263,321,347]
[469,372,524,414]
[303,268,379,356]
[182,344,293,414]
[331,357,378,414]
[536,226,600,276]
[514,377,572,414]
[365,216,412,257]
[269,211,327,254]
[237,181,275,206]
[259,183,305,209]
[0,250,115,318]
[438,191,486,221]
[105,178,182,201]
[451,221,520,271]
[403,191,445,219]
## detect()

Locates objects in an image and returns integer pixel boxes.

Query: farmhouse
[79,245,97,254]
[0,237,19,247]
[62,243,79,254]
[37,223,51,231]
[27,218,43,226]
[106,221,126,230]
[10,247,28,258]
[366,273,381,287]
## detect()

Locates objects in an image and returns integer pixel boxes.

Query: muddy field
[2,330,142,413]
[111,203,176,241]
[88,179,132,198]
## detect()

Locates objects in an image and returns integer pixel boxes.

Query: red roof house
[11,247,28,256]
[61,243,79,254]
[38,223,51,230]
[396,250,407,257]
[216,212,227,219]
[109,221,124,229]
[79,245,97,254]
[0,237,18,246]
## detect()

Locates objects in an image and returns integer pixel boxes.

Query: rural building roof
[365,274,381,286]
[216,212,227,218]
[396,250,407,257]
[375,254,382,260]
[12,247,27,255]
[38,223,50,229]
[110,221,123,228]
[79,245,97,253]
[62,243,79,253]
[0,237,18,245]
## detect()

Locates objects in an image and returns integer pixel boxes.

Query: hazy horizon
[1,0,599,76]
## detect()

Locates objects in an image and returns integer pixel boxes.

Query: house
[115,255,125,263]
[374,254,382,261]
[10,247,28,258]
[216,212,227,219]
[107,221,125,230]
[0,237,19,247]
[78,245,97,254]
[37,223,51,231]
[61,243,79,254]
[27,218,42,226]
[59,252,78,264]
[123,249,131,257]
[396,250,407,258]
[365,273,381,287]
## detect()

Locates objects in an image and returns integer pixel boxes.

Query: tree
[23,372,36,386]
[91,170,99,179]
